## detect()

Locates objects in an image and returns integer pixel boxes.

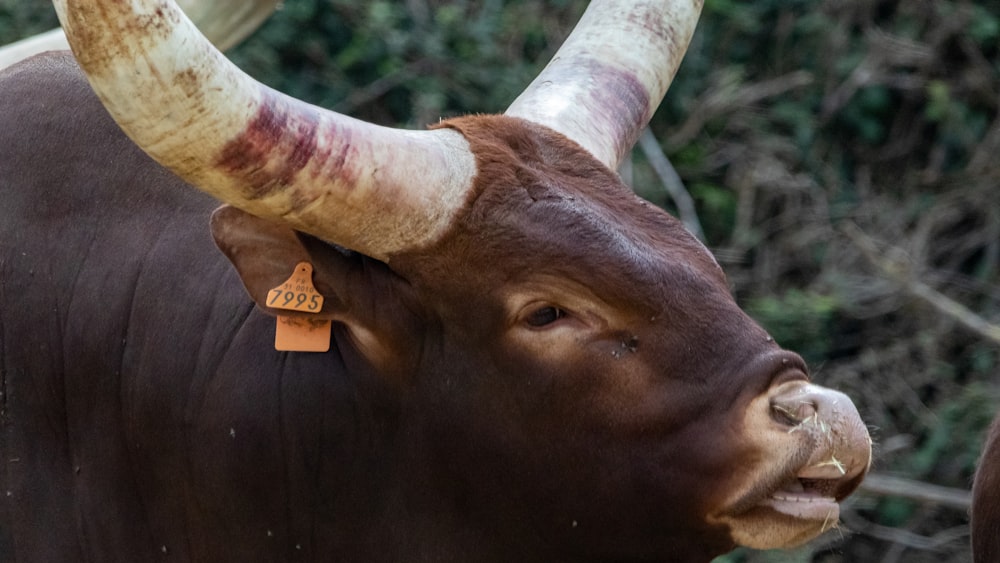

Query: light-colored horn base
[506,0,702,170]
[53,0,477,261]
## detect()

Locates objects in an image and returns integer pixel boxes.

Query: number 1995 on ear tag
[268,262,331,352]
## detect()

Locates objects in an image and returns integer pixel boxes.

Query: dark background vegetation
[2,0,998,561]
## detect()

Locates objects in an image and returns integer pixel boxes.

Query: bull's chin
[724,497,841,550]
[713,476,846,549]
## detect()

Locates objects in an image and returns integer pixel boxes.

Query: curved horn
[173,0,280,51]
[505,0,702,170]
[52,0,476,262]
[0,0,277,71]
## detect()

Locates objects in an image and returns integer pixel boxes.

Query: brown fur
[0,53,866,563]
[973,415,1000,562]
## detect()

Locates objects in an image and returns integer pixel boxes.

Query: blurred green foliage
[748,290,838,364]
[0,0,57,37]
[3,0,1000,561]
[226,0,585,127]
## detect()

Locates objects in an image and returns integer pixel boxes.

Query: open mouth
[764,477,842,522]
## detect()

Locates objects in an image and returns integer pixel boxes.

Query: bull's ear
[210,205,418,373]
[210,205,323,315]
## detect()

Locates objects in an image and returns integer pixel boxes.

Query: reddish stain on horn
[216,88,325,200]
[585,61,651,165]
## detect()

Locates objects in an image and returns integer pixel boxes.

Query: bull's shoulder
[0,49,81,83]
[0,51,214,219]
[0,50,111,156]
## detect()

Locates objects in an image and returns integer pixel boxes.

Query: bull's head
[54,0,871,559]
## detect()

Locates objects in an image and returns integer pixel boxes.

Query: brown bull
[0,0,871,561]
[974,415,1000,562]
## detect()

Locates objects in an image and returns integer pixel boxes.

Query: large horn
[505,0,702,170]
[0,0,278,71]
[52,0,476,262]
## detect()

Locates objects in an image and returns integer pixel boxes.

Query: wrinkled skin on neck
[380,115,804,560]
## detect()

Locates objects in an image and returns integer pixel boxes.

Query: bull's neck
[353,422,560,563]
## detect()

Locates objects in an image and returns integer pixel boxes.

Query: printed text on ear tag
[267,262,325,313]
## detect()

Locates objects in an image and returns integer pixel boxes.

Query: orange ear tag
[267,262,331,352]
[274,316,331,353]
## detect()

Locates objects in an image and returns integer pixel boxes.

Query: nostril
[771,398,818,426]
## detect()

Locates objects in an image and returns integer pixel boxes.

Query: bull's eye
[526,306,566,327]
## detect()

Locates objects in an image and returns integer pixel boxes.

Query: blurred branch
[858,472,971,511]
[841,509,968,551]
[666,69,813,148]
[637,128,704,241]
[821,30,934,120]
[333,58,433,114]
[842,221,1000,346]
[968,112,1000,174]
[846,471,972,555]
[848,519,969,554]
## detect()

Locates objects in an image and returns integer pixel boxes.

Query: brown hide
[380,115,864,558]
[2,54,870,563]
[212,114,870,559]
[974,415,1000,562]
[217,114,767,558]
[394,117,755,557]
